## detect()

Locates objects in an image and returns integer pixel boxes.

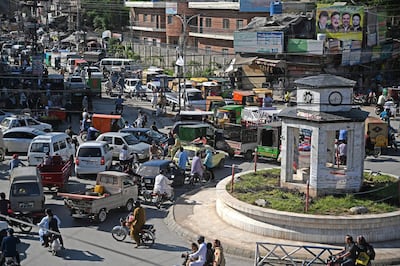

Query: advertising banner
[287,39,324,55]
[316,4,364,41]
[240,0,271,12]
[234,31,283,53]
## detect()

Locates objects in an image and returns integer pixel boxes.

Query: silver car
[96,132,150,161]
[0,115,52,132]
[3,127,45,154]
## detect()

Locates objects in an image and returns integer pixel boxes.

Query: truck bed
[57,192,106,200]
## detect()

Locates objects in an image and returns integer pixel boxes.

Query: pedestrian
[263,93,273,107]
[338,140,347,165]
[334,235,357,266]
[170,133,181,158]
[124,121,131,128]
[213,239,225,266]
[0,193,10,220]
[65,125,75,138]
[151,88,158,109]
[203,149,215,181]
[0,228,20,266]
[188,236,207,266]
[128,201,146,248]
[82,96,89,112]
[9,154,25,171]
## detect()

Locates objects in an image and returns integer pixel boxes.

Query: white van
[27,133,75,166]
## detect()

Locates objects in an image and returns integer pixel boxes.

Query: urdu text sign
[234,31,283,54]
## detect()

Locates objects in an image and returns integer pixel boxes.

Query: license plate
[19,202,34,208]
[145,179,151,184]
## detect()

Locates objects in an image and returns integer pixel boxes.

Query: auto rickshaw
[215,105,243,126]
[253,88,273,106]
[256,122,282,161]
[92,113,125,133]
[232,90,258,106]
[365,116,388,153]
[206,96,224,111]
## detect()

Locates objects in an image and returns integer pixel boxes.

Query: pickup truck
[165,88,206,111]
[58,171,139,223]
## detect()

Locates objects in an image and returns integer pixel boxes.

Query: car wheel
[218,158,225,168]
[0,148,5,161]
[96,209,107,223]
[125,199,134,212]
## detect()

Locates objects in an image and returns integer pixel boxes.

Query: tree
[81,0,129,32]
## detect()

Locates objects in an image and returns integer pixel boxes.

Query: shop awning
[254,58,286,68]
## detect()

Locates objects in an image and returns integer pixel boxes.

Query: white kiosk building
[279,74,369,197]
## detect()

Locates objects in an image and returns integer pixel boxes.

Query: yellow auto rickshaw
[365,116,388,149]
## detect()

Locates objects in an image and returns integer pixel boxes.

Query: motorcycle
[365,147,381,158]
[5,209,33,233]
[114,153,140,172]
[47,233,62,256]
[4,257,18,266]
[375,105,384,115]
[141,186,174,209]
[111,216,156,246]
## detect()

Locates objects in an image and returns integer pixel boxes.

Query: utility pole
[174,13,200,111]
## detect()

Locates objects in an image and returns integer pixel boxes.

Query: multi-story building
[125,1,267,55]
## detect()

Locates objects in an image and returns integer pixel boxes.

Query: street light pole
[174,13,200,111]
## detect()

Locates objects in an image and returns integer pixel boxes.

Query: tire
[373,148,381,158]
[18,216,33,233]
[244,150,253,161]
[141,230,155,246]
[111,228,127,242]
[96,209,107,223]
[218,158,225,168]
[0,148,5,161]
[80,133,87,142]
[125,199,134,212]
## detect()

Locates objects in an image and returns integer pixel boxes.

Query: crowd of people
[181,235,225,266]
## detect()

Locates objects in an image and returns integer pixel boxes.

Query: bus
[99,58,137,72]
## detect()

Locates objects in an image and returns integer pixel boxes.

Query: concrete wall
[217,171,400,244]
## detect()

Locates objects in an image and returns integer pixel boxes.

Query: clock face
[303,91,313,104]
[329,91,343,105]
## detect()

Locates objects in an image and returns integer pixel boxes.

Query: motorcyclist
[149,141,161,160]
[9,154,25,171]
[38,208,64,249]
[365,131,374,153]
[115,95,124,114]
[87,122,100,141]
[0,228,21,266]
[153,169,173,198]
[190,151,204,183]
[127,201,146,248]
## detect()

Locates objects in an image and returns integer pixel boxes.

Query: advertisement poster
[316,4,364,41]
[240,0,271,12]
[234,31,283,53]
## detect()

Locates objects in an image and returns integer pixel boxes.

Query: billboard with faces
[316,4,364,41]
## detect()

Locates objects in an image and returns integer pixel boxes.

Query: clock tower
[296,74,354,112]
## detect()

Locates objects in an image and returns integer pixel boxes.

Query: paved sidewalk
[165,184,400,265]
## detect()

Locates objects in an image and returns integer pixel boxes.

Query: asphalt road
[1,94,399,266]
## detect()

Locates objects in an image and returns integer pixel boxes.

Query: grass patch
[228,169,399,215]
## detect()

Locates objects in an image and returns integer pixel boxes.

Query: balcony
[189,26,235,41]
[130,21,166,32]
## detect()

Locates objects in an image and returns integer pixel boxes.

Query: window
[205,46,212,54]
[223,19,230,29]
[236,19,243,29]
[102,136,113,144]
[78,147,101,157]
[30,142,50,153]
[53,142,60,152]
[27,118,39,126]
[205,18,212,28]
[222,48,229,56]
[168,15,173,24]
[151,15,156,23]
[59,140,66,149]
[115,137,124,145]
[143,14,148,22]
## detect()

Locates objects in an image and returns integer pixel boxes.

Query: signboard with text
[234,31,283,54]
[240,0,271,12]
[316,4,364,41]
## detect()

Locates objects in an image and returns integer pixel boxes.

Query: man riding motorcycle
[153,169,173,198]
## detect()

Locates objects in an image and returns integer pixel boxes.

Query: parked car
[75,141,113,178]
[0,115,52,132]
[3,127,46,154]
[96,132,150,161]
[120,127,168,147]
[173,144,226,170]
[136,160,185,190]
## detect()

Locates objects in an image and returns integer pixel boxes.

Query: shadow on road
[61,249,104,262]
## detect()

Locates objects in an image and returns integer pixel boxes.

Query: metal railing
[255,242,342,266]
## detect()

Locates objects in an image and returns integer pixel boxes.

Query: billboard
[234,31,283,53]
[316,4,364,41]
[287,39,324,55]
[240,0,271,12]
[166,2,177,15]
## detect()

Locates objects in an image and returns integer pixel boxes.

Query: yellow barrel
[94,185,104,194]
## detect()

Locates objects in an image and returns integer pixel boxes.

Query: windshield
[123,134,139,145]
[11,183,40,197]
[187,91,203,101]
[137,165,159,177]
[147,130,165,140]
[30,142,50,153]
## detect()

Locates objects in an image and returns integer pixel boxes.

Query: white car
[0,115,52,132]
[96,132,150,161]
[0,109,13,122]
[124,78,142,95]
[3,127,46,154]
[75,141,113,178]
